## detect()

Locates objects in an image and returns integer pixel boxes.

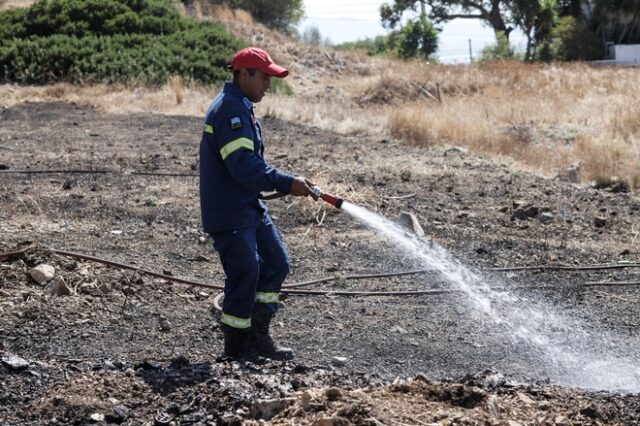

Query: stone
[30,264,55,285]
[159,318,172,332]
[539,212,554,224]
[507,421,523,426]
[512,205,539,220]
[566,164,580,184]
[594,216,607,227]
[89,413,104,423]
[396,212,425,237]
[554,415,570,425]
[579,403,604,420]
[331,356,347,367]
[2,354,29,371]
[516,392,535,405]
[325,387,342,400]
[444,146,468,156]
[45,276,72,297]
[105,404,130,424]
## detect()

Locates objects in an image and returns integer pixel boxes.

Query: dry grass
[0,0,34,11]
[168,75,184,105]
[384,61,640,188]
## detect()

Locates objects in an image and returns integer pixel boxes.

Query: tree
[512,0,557,61]
[396,16,439,58]
[381,0,516,41]
[536,15,603,61]
[379,1,439,59]
[592,0,640,44]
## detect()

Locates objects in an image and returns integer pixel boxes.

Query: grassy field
[1,1,638,189]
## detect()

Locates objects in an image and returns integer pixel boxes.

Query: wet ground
[1,102,639,425]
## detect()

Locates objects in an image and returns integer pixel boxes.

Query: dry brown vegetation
[0,2,638,190]
[0,0,34,11]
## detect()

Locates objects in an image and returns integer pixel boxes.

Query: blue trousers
[211,213,290,331]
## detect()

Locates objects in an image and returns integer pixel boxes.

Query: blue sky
[299,0,526,63]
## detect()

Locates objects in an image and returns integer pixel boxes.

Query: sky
[299,0,526,63]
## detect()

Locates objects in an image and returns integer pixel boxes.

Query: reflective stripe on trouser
[256,292,279,304]
[221,312,251,329]
[212,213,290,330]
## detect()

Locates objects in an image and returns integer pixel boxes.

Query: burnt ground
[1,101,639,425]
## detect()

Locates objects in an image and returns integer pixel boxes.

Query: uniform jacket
[199,82,294,233]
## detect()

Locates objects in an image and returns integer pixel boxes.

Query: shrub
[0,0,244,85]
[335,36,391,57]
[479,31,518,61]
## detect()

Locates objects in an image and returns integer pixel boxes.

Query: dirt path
[1,102,639,425]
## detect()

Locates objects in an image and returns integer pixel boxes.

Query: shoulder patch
[229,116,243,130]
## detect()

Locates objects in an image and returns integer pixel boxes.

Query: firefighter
[199,47,317,362]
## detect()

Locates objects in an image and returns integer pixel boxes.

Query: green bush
[0,0,244,85]
[335,35,390,56]
[395,17,438,60]
[479,31,519,61]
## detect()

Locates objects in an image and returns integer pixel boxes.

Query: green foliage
[513,0,558,61]
[334,36,390,56]
[479,31,518,61]
[537,16,604,61]
[203,0,304,33]
[0,0,244,85]
[395,16,438,59]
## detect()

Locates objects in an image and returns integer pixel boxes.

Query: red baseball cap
[230,47,289,78]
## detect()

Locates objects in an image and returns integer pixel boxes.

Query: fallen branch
[411,81,441,103]
[584,281,640,287]
[49,248,224,291]
[0,169,110,174]
[0,169,196,177]
[130,171,197,177]
[1,248,639,301]
[487,264,640,272]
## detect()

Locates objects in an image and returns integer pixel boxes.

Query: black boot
[222,328,265,364]
[251,307,294,361]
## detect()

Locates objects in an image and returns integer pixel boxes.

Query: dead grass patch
[169,75,185,105]
[0,0,34,11]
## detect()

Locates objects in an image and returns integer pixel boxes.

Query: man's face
[238,69,271,103]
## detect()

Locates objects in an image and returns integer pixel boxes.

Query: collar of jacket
[223,81,254,112]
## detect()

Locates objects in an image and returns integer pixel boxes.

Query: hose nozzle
[311,186,344,209]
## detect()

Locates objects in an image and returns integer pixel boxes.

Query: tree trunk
[487,0,513,41]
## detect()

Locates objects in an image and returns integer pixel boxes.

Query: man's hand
[289,177,319,200]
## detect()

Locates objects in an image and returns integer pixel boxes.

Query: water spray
[312,186,344,209]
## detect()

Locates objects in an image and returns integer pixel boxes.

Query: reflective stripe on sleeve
[255,292,279,304]
[220,137,254,160]
[204,124,213,134]
[221,312,251,329]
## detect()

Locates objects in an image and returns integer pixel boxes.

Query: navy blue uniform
[200,82,294,330]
